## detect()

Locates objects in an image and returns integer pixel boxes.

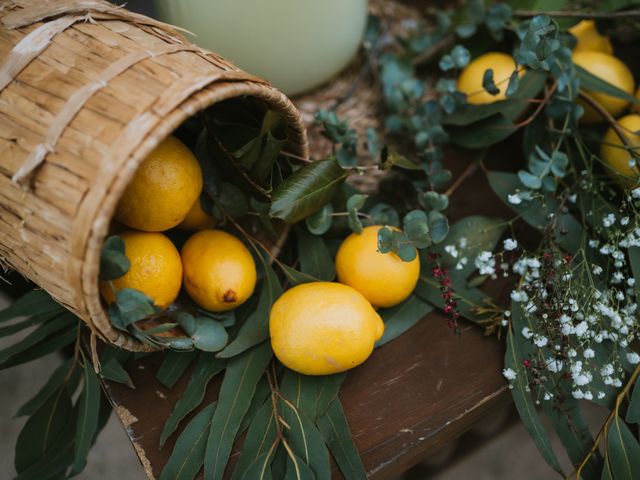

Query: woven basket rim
[82,80,308,351]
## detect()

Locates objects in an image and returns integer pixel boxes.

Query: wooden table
[100,149,518,479]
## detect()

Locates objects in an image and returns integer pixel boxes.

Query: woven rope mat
[295,0,426,192]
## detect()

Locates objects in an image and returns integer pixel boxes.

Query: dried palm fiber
[295,0,426,193]
[0,0,309,351]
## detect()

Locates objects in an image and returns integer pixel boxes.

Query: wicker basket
[0,0,309,351]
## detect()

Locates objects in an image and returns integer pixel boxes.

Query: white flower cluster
[495,244,639,402]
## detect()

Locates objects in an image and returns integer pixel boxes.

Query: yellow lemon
[181,230,257,312]
[600,114,640,188]
[178,198,216,231]
[269,282,384,375]
[573,51,634,123]
[100,231,182,309]
[570,20,613,54]
[457,52,522,105]
[116,136,203,232]
[335,225,420,308]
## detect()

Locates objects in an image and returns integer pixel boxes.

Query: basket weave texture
[0,0,308,351]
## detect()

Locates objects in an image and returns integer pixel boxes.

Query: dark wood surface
[100,147,520,479]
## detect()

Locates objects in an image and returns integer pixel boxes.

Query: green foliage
[99,235,130,281]
[269,158,349,224]
[376,295,433,347]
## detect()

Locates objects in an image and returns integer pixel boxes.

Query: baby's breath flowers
[486,186,640,405]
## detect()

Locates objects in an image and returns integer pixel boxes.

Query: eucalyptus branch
[513,9,640,19]
[411,34,455,66]
[444,149,488,197]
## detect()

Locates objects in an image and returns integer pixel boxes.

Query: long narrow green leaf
[0,312,75,365]
[316,399,366,480]
[0,326,77,370]
[14,404,78,480]
[280,398,330,480]
[160,402,217,480]
[15,385,73,474]
[280,370,345,422]
[0,290,63,323]
[376,295,432,347]
[296,229,335,281]
[0,310,63,337]
[607,415,640,479]
[626,379,640,424]
[505,327,563,474]
[238,376,270,434]
[232,401,278,480]
[204,342,273,480]
[240,452,274,480]
[269,158,348,224]
[542,399,601,480]
[100,358,134,388]
[283,453,315,480]
[156,351,198,389]
[576,65,640,104]
[160,354,225,446]
[71,357,102,474]
[217,265,281,359]
[16,358,79,418]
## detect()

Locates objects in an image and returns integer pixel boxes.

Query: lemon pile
[101,135,257,314]
[104,136,423,376]
[270,225,420,375]
[457,20,639,187]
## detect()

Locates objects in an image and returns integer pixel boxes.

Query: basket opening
[84,83,308,351]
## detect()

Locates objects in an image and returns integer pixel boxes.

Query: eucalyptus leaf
[0,310,66,338]
[0,290,63,323]
[15,385,73,474]
[305,203,333,236]
[156,351,198,389]
[283,453,315,480]
[192,318,228,352]
[110,289,156,327]
[297,229,335,281]
[160,402,216,480]
[99,235,130,281]
[368,203,400,227]
[376,295,433,347]
[347,194,367,234]
[280,265,322,286]
[505,326,563,474]
[204,342,273,480]
[542,398,601,480]
[428,211,449,244]
[16,358,79,418]
[403,210,430,249]
[160,354,225,447]
[218,182,249,219]
[239,376,270,434]
[482,68,500,95]
[270,158,348,224]
[626,378,640,424]
[279,399,330,480]
[317,399,367,480]
[576,65,640,105]
[0,326,77,371]
[0,312,76,366]
[419,191,449,212]
[240,452,274,480]
[606,415,640,480]
[100,357,134,388]
[232,401,277,480]
[71,357,102,474]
